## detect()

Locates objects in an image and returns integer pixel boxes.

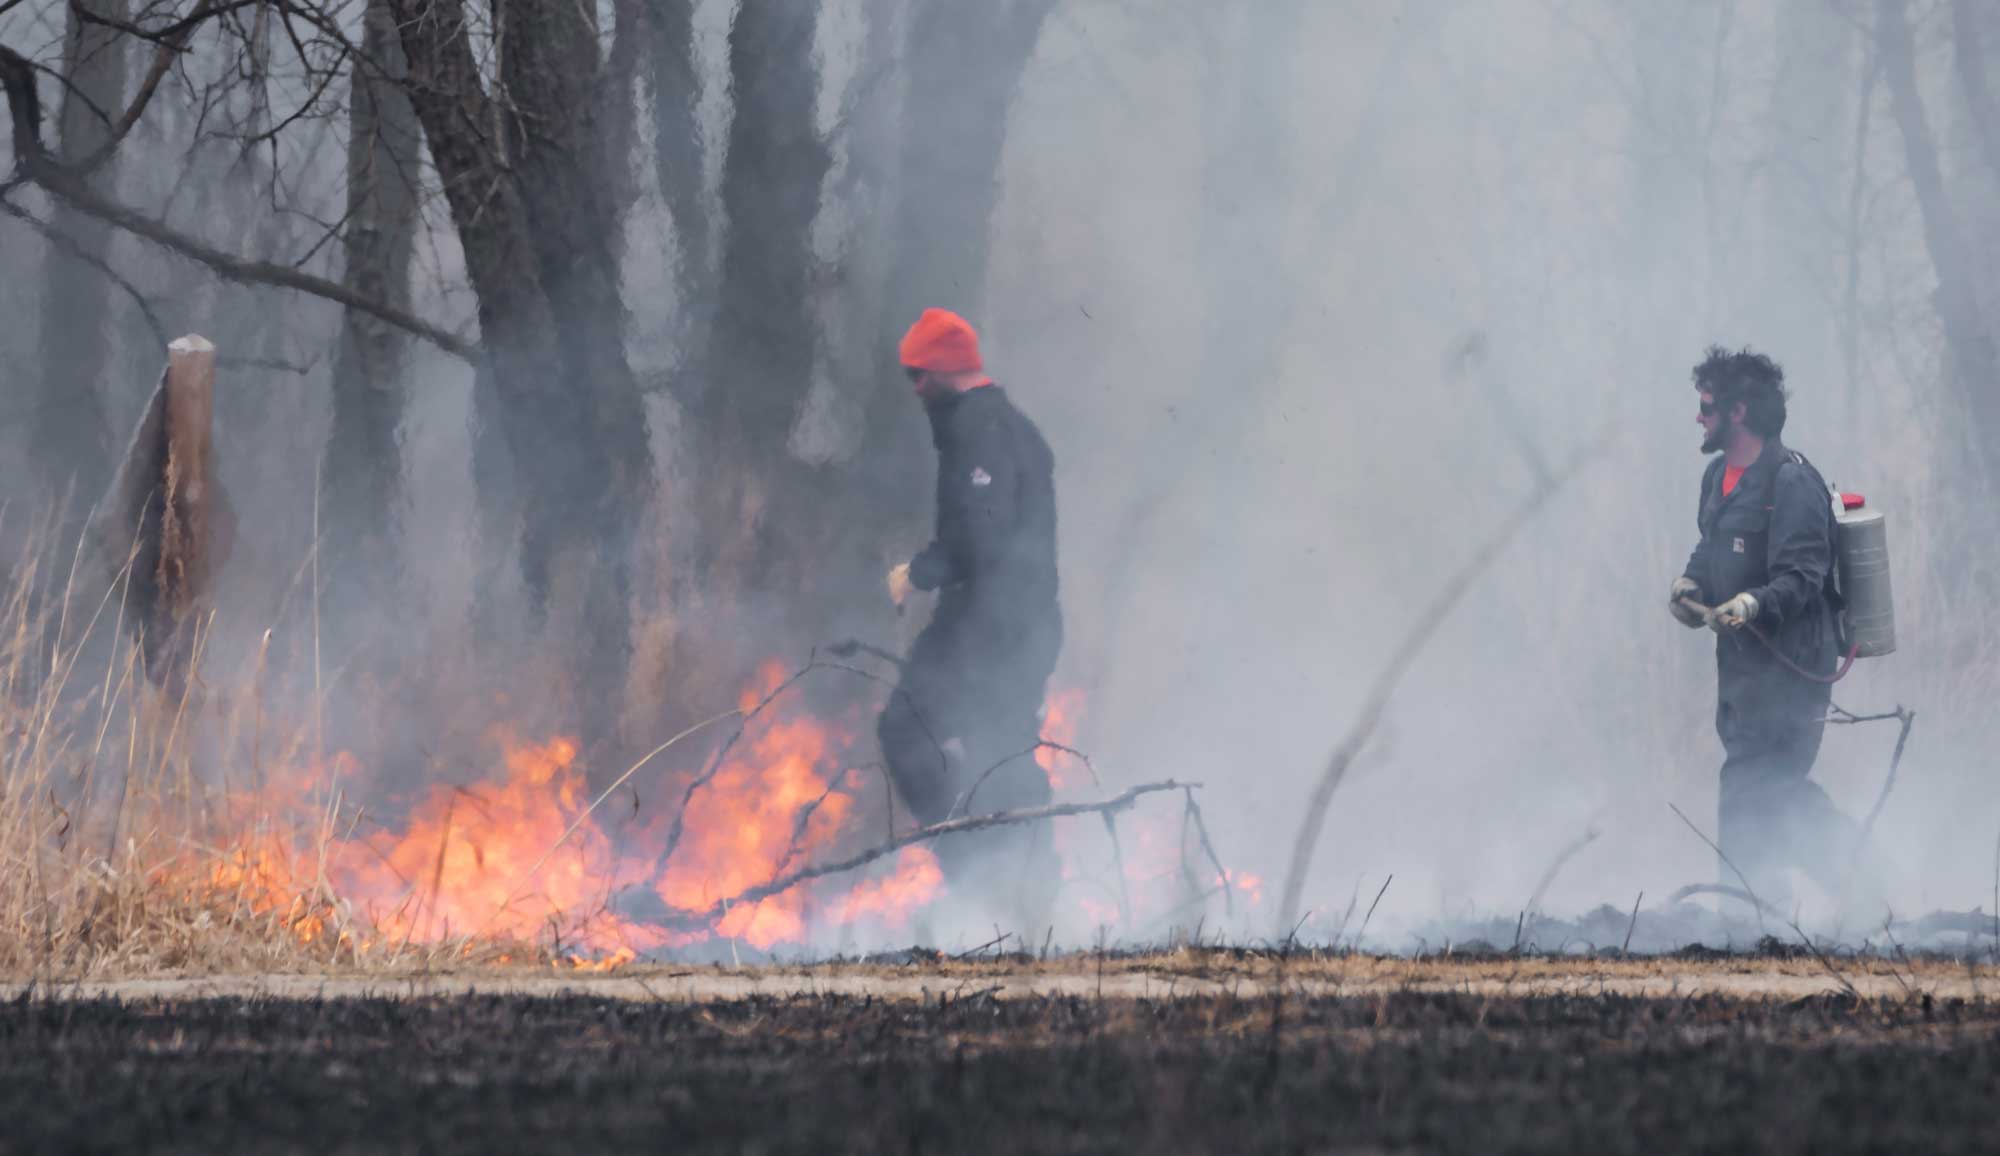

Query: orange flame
[194,661,944,962]
[1036,687,1086,788]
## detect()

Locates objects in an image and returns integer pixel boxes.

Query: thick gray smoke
[2,0,1996,952]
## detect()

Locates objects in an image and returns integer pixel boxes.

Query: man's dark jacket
[909,384,1061,662]
[1681,438,1840,744]
[879,383,1060,828]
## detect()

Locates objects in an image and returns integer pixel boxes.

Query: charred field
[8,953,2000,1154]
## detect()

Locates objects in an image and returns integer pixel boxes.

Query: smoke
[3,0,1997,953]
[977,0,2000,942]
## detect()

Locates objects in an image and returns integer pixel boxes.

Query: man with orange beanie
[876,308,1063,929]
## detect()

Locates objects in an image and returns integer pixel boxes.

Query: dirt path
[18,952,1992,1002]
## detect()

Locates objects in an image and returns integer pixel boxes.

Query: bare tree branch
[1276,435,1615,934]
[0,41,476,362]
[68,0,215,178]
[0,193,168,347]
[625,780,1201,934]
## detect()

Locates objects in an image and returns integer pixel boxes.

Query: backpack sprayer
[1830,487,1895,659]
[1677,479,1896,683]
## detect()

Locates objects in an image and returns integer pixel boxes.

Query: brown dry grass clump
[0,514,574,981]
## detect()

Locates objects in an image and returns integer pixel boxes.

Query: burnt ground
[4,977,2000,1154]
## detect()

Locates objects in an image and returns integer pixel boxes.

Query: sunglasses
[1699,399,1719,417]
[905,367,925,383]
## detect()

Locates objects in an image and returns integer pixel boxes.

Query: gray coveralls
[1681,440,1861,901]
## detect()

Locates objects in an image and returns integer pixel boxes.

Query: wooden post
[158,334,216,626]
[87,333,231,694]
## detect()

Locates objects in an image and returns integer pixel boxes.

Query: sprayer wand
[1678,597,1860,684]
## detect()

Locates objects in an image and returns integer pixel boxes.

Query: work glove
[1711,591,1759,632]
[1668,577,1706,628]
[887,562,913,608]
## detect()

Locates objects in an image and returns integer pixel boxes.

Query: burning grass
[0,653,951,977]
[0,519,1244,981]
[0,512,964,978]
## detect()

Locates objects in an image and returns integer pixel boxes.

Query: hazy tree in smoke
[323,0,422,637]
[31,0,130,508]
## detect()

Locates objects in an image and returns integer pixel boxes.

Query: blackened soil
[3,989,1997,1154]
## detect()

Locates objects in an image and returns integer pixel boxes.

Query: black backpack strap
[1766,448,1847,628]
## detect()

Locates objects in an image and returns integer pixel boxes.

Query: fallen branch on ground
[619,780,1200,933]
[1666,882,1785,921]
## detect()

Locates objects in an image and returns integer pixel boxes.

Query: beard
[1701,413,1731,454]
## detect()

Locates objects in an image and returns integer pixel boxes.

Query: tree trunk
[498,0,654,508]
[1951,0,2000,189]
[641,0,709,303]
[497,0,655,743]
[601,0,647,223]
[324,0,422,630]
[34,0,130,507]
[691,0,831,606]
[843,0,1055,589]
[387,0,622,669]
[1876,0,2000,465]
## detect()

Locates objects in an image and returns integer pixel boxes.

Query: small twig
[1100,811,1132,930]
[1181,787,1233,920]
[0,196,168,347]
[1622,891,1644,954]
[824,637,904,669]
[951,740,1101,819]
[1878,914,1918,999]
[471,709,739,940]
[653,657,945,877]
[1786,915,1861,1002]
[952,931,1010,960]
[1355,873,1393,951]
[1668,801,1768,934]
[1854,707,1916,848]
[1329,876,1364,949]
[772,766,856,878]
[1526,824,1601,916]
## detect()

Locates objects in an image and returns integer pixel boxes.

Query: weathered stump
[87,334,234,698]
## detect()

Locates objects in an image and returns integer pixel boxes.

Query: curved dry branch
[1666,882,1784,920]
[1275,436,1614,933]
[630,780,1200,934]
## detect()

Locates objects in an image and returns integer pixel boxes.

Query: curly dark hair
[1691,345,1787,438]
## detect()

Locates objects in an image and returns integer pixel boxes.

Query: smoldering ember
[2,1,1998,1152]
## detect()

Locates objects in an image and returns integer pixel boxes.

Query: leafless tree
[1876,0,1999,467]
[31,0,131,504]
[323,0,422,629]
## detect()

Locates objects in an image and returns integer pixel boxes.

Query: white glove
[1711,591,1759,631]
[1669,577,1706,628]
[887,562,913,608]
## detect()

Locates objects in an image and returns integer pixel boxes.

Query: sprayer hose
[1678,597,1861,684]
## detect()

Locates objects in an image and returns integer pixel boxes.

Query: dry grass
[0,513,585,981]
